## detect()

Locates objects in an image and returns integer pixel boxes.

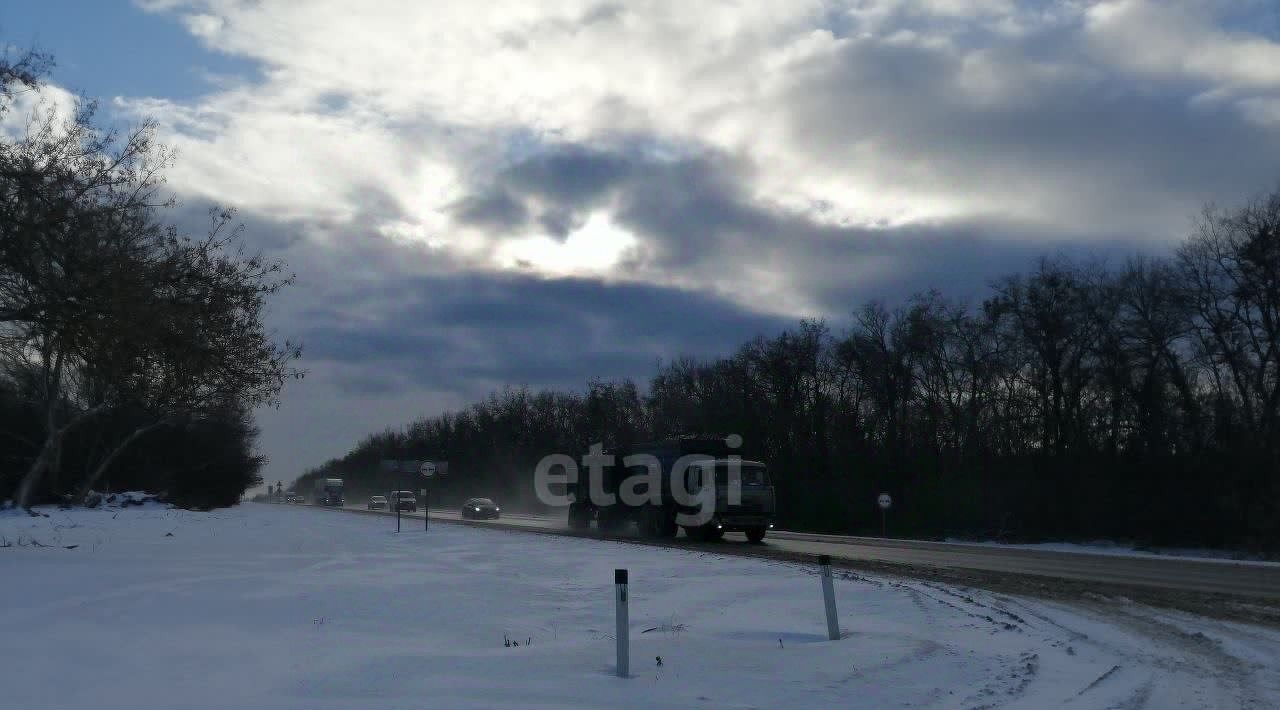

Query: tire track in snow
[922,582,1031,629]
[1100,677,1153,710]
[890,580,1023,633]
[961,651,1040,709]
[1095,605,1269,709]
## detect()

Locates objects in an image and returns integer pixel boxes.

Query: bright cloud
[497,212,638,275]
[120,1,1280,277]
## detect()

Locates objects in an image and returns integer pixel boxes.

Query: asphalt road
[320,502,1280,601]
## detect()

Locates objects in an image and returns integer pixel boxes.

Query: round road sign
[877,493,892,510]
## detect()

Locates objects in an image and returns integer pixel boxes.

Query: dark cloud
[452,143,638,240]
[610,153,769,265]
[295,270,793,395]
[166,201,309,252]
[456,141,792,265]
[449,188,530,232]
[536,206,584,238]
[446,137,1157,310]
[805,224,1164,314]
[581,3,626,26]
[502,144,634,204]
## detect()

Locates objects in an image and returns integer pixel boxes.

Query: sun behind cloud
[498,211,639,276]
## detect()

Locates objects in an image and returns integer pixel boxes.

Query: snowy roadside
[942,537,1280,567]
[3,503,1278,709]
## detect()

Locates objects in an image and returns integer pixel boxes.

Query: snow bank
[1,490,165,517]
[2,504,1277,709]
[943,537,1280,566]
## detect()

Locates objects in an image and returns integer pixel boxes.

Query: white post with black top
[615,568,629,677]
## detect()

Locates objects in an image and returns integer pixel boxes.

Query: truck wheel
[638,509,655,538]
[640,506,670,539]
[684,525,722,542]
[657,511,678,539]
[567,504,590,530]
[745,527,767,544]
[598,508,627,533]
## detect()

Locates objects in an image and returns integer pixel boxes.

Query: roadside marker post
[819,555,840,641]
[615,568,630,678]
[383,459,443,534]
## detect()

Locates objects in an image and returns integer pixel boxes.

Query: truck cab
[566,436,777,543]
[683,458,776,542]
[313,478,345,506]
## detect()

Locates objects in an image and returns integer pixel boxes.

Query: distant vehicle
[387,490,417,512]
[313,477,345,506]
[461,498,500,520]
[285,493,303,504]
[368,495,388,510]
[566,437,776,543]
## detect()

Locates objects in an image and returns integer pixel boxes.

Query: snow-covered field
[3,503,1278,709]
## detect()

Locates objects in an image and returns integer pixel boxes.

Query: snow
[943,537,1280,567]
[3,504,1278,709]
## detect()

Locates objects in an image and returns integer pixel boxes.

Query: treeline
[0,48,300,509]
[303,190,1280,551]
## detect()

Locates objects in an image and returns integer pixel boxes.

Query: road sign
[418,461,448,477]
[877,492,892,538]
[381,459,425,474]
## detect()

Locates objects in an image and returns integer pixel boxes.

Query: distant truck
[313,478,345,506]
[566,437,776,543]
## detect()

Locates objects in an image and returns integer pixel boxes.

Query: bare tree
[0,45,52,112]
[70,209,302,501]
[1,82,301,507]
[1179,194,1280,450]
[0,93,174,506]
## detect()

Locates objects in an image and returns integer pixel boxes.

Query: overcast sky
[5,0,1279,487]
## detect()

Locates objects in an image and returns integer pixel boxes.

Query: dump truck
[313,477,345,506]
[565,436,776,543]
